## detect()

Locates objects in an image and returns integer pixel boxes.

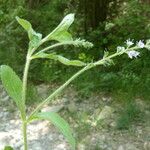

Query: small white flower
[117,46,125,53]
[137,40,145,48]
[127,50,140,59]
[126,39,134,47]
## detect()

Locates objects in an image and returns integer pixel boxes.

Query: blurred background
[0,0,150,101]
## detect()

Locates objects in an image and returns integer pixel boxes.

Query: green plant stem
[28,64,91,121]
[36,41,75,54]
[23,122,28,150]
[27,62,110,120]
[22,53,32,150]
[22,54,31,119]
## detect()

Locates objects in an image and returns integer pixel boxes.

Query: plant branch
[27,64,91,121]
[28,47,138,121]
[36,41,75,54]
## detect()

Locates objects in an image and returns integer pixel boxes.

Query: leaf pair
[16,14,93,53]
[16,14,75,48]
[33,52,86,67]
[0,65,75,150]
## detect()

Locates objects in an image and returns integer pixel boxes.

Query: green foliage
[32,52,86,67]
[0,1,26,71]
[1,0,149,101]
[46,13,74,42]
[31,112,75,150]
[4,146,14,150]
[16,16,42,50]
[0,1,150,149]
[0,65,24,113]
[26,83,41,105]
[16,16,32,32]
[71,0,150,99]
[0,13,94,150]
[71,111,92,140]
[117,101,142,130]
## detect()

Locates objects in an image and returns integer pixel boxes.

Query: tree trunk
[82,0,109,30]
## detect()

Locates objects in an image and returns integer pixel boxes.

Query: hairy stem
[22,54,31,119]
[28,64,91,120]
[22,122,28,150]
[22,53,32,150]
[36,41,75,54]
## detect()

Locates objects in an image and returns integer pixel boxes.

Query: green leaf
[32,52,86,67]
[4,146,14,150]
[16,16,32,31]
[32,52,56,59]
[28,31,42,50]
[16,16,42,50]
[32,112,75,150]
[57,55,86,66]
[46,14,74,42]
[51,31,73,43]
[0,65,24,112]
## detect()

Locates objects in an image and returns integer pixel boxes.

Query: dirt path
[0,84,150,150]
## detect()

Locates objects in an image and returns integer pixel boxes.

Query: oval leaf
[32,112,75,150]
[51,31,73,43]
[0,65,24,112]
[46,14,74,42]
[16,16,32,31]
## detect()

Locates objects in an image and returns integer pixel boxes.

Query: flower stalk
[27,45,141,122]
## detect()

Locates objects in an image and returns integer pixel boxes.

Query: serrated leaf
[33,52,86,67]
[46,14,74,42]
[32,112,75,150]
[0,65,24,112]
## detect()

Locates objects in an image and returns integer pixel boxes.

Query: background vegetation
[0,0,150,101]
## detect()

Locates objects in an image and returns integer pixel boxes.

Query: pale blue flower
[137,40,145,48]
[127,50,140,59]
[126,39,134,47]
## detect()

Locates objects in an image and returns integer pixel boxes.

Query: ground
[0,83,150,150]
